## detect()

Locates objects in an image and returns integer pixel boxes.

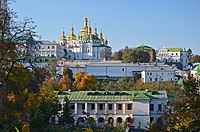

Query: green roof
[93,44,111,48]
[57,91,167,101]
[167,48,183,52]
[167,94,177,101]
[196,64,200,75]
[137,45,154,51]
[81,34,100,41]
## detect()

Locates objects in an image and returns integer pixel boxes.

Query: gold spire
[100,31,104,43]
[68,25,77,40]
[88,21,92,34]
[105,37,108,45]
[60,31,66,41]
[94,27,98,37]
[84,17,88,27]
[80,17,88,36]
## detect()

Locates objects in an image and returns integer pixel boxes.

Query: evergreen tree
[61,96,74,125]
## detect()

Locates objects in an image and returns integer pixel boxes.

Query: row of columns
[74,102,127,115]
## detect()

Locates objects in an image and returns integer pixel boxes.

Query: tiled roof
[167,48,183,52]
[57,91,167,101]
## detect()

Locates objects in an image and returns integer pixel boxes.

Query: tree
[162,74,200,131]
[73,71,97,90]
[58,76,72,91]
[61,96,74,125]
[63,67,73,81]
[137,122,141,129]
[101,48,112,60]
[46,58,57,76]
[30,79,61,129]
[122,46,150,63]
[112,50,122,60]
[134,49,150,63]
[187,48,193,60]
[122,46,133,63]
[189,54,200,64]
[148,121,157,132]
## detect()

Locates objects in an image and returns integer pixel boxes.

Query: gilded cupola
[80,17,88,36]
[68,26,77,40]
[60,31,66,41]
[94,27,98,37]
[100,31,104,43]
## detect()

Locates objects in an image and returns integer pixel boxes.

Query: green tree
[137,122,141,129]
[163,74,200,131]
[122,46,133,63]
[30,79,61,129]
[46,58,57,76]
[149,121,157,132]
[63,67,73,81]
[61,96,74,125]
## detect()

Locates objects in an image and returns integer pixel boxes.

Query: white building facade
[58,90,167,129]
[56,61,175,83]
[156,46,188,69]
[0,0,7,9]
[141,67,175,83]
[34,40,64,60]
[60,17,112,60]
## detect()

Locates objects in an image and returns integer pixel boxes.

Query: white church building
[156,46,188,69]
[60,17,112,60]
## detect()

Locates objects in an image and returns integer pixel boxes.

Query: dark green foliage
[61,96,74,125]
[122,46,150,63]
[63,67,73,81]
[149,121,157,132]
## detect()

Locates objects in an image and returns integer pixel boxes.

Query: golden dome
[60,31,66,41]
[80,17,88,36]
[100,32,104,43]
[94,27,98,37]
[68,26,77,40]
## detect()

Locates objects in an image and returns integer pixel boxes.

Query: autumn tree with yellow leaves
[73,71,97,90]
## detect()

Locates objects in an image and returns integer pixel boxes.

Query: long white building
[58,90,168,129]
[57,61,175,83]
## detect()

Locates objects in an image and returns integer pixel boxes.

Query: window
[99,104,104,110]
[48,46,50,49]
[149,78,152,82]
[155,78,158,81]
[108,104,113,110]
[147,73,149,75]
[70,104,75,109]
[82,104,85,110]
[52,46,55,49]
[150,73,152,75]
[91,103,95,110]
[122,68,124,71]
[158,104,162,111]
[127,104,132,110]
[150,104,154,111]
[118,104,122,110]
